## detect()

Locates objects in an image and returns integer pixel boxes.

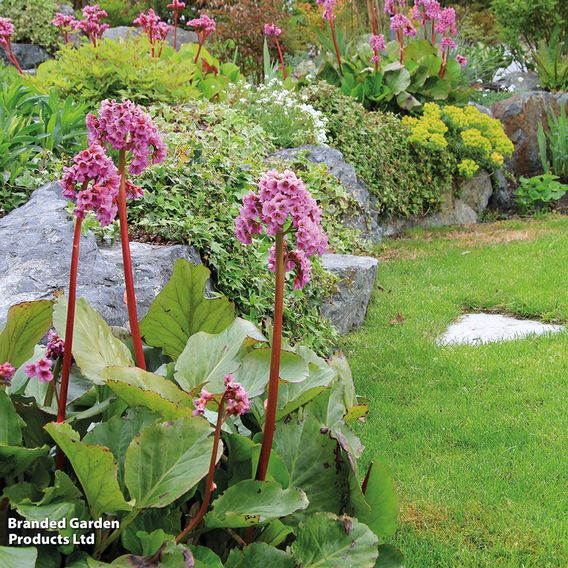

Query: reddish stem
[329,19,342,72]
[4,44,24,75]
[274,37,287,80]
[56,214,83,469]
[439,47,448,78]
[117,150,146,370]
[176,397,226,543]
[371,0,378,35]
[398,30,404,64]
[255,231,285,482]
[194,37,203,64]
[173,13,178,50]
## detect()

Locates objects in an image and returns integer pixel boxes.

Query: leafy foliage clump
[0,0,59,50]
[127,102,362,352]
[33,38,242,109]
[303,81,453,218]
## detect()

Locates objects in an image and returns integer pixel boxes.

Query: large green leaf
[0,445,51,477]
[53,297,133,385]
[204,480,308,528]
[0,547,38,568]
[44,422,132,518]
[375,545,406,567]
[174,318,265,393]
[124,417,221,509]
[357,458,399,539]
[0,388,22,446]
[384,67,411,96]
[84,408,160,488]
[103,367,194,420]
[140,260,235,359]
[225,543,294,568]
[0,300,52,368]
[291,513,379,568]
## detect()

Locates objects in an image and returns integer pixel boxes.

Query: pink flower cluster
[86,99,167,175]
[167,0,186,12]
[456,54,468,67]
[77,4,109,46]
[412,0,441,23]
[51,13,80,44]
[369,33,385,63]
[61,143,120,225]
[317,0,337,21]
[391,13,417,37]
[235,170,328,290]
[0,16,14,47]
[188,14,216,38]
[25,358,54,383]
[0,362,15,387]
[46,331,65,360]
[435,7,456,37]
[264,23,282,37]
[384,0,406,15]
[133,9,170,52]
[193,375,250,417]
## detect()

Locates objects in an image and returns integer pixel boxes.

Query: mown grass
[341,216,568,567]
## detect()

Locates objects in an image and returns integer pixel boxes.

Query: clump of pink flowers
[51,13,79,45]
[133,9,170,57]
[86,99,167,175]
[316,0,341,69]
[369,33,385,67]
[0,17,23,74]
[61,143,120,226]
[235,170,327,290]
[25,358,54,383]
[263,23,286,80]
[193,375,250,418]
[77,4,109,47]
[46,331,65,360]
[0,362,16,387]
[167,0,186,49]
[187,14,216,63]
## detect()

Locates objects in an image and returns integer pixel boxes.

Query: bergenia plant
[51,13,80,45]
[389,11,417,63]
[369,33,385,71]
[435,6,457,77]
[0,362,16,387]
[264,23,286,80]
[167,0,186,49]
[187,14,216,64]
[86,99,167,370]
[0,17,23,74]
[235,170,328,480]
[317,0,342,70]
[77,4,109,47]
[176,375,250,542]
[133,9,171,57]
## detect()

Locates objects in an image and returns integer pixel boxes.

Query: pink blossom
[24,358,54,383]
[415,0,441,21]
[0,16,14,47]
[134,9,170,47]
[384,0,405,16]
[187,14,216,37]
[391,13,417,37]
[86,99,167,175]
[264,23,282,37]
[456,54,468,66]
[235,170,328,289]
[435,7,456,36]
[224,375,250,416]
[167,0,186,12]
[51,13,80,41]
[46,331,65,359]
[369,33,385,52]
[440,36,456,50]
[371,54,381,63]
[61,143,120,226]
[0,362,16,386]
[77,4,109,45]
[193,387,216,416]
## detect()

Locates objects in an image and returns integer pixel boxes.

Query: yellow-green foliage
[404,102,514,177]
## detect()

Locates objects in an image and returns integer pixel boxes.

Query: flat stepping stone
[438,313,564,346]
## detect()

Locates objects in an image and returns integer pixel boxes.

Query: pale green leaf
[225,543,294,568]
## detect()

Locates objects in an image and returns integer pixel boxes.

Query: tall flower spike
[52,13,80,44]
[263,23,286,80]
[187,14,216,63]
[167,0,186,49]
[78,4,109,47]
[0,17,23,74]
[133,9,170,57]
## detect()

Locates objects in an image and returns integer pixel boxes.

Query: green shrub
[532,26,568,91]
[538,104,567,180]
[303,81,453,218]
[461,43,512,84]
[514,174,567,214]
[0,0,59,50]
[98,0,147,27]
[33,38,242,109]
[125,102,362,352]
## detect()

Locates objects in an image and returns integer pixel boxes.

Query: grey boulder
[321,254,378,334]
[0,43,50,70]
[102,26,198,50]
[0,183,201,327]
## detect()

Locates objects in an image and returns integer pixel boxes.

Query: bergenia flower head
[167,0,186,12]
[0,362,16,387]
[435,7,457,36]
[391,13,417,37]
[86,99,167,175]
[193,387,216,416]
[51,13,79,35]
[235,170,328,289]
[61,143,120,226]
[415,0,441,21]
[46,331,65,360]
[440,36,456,50]
[224,375,250,417]
[0,17,14,47]
[456,54,468,66]
[384,0,405,16]
[264,23,282,37]
[187,14,216,37]
[369,33,385,52]
[133,9,170,44]
[317,0,337,21]
[24,358,54,383]
[78,4,109,44]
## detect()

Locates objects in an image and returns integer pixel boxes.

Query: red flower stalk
[235,170,327,479]
[51,13,80,45]
[77,4,109,48]
[187,14,216,64]
[86,100,167,370]
[133,9,170,58]
[0,17,24,74]
[263,23,287,80]
[317,0,342,71]
[177,377,250,542]
[167,0,186,50]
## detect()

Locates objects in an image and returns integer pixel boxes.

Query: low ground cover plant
[514,174,567,214]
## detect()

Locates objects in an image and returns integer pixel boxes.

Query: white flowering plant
[228,79,328,148]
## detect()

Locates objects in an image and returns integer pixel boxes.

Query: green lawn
[341,216,568,567]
